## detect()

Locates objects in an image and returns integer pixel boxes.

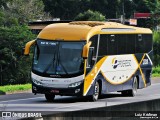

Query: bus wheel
[89,81,100,101]
[45,94,55,102]
[121,77,138,97]
[128,77,138,96]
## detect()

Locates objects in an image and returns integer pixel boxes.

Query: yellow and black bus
[24,21,153,101]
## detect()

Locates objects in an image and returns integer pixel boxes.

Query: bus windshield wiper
[43,46,57,74]
[56,44,68,75]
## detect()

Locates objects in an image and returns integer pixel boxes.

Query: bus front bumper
[32,82,83,96]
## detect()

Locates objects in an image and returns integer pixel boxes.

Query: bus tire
[89,81,100,102]
[121,77,138,97]
[45,94,55,102]
[130,76,138,96]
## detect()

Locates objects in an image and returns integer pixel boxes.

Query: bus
[24,21,153,101]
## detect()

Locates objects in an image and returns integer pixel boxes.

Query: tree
[153,31,160,66]
[0,25,35,85]
[74,10,106,21]
[117,0,133,18]
[0,0,10,9]
[42,0,119,20]
[42,0,89,20]
[2,0,49,24]
[133,0,150,13]
[90,0,119,19]
[145,0,160,28]
[0,0,49,85]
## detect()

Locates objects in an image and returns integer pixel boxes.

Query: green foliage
[153,31,160,43]
[88,0,119,19]
[1,0,47,24]
[74,10,106,21]
[152,66,160,77]
[42,0,119,19]
[0,84,31,93]
[132,0,150,13]
[153,31,160,66]
[42,0,150,20]
[0,25,35,85]
[0,0,44,85]
[145,0,160,28]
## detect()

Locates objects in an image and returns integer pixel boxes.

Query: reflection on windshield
[33,39,85,75]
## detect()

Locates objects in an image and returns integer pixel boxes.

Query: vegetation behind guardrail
[153,31,160,67]
[152,66,160,77]
[0,84,31,94]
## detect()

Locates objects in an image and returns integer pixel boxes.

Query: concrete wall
[27,98,160,120]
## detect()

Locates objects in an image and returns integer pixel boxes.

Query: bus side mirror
[82,41,92,59]
[24,40,36,56]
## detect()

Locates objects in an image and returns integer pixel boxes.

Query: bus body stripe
[133,54,146,87]
[139,68,146,87]
[83,56,107,96]
[139,54,147,87]
[84,59,87,77]
[146,53,153,65]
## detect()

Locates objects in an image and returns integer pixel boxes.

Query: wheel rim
[133,77,137,95]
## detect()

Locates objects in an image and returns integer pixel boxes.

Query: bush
[0,25,35,85]
[152,66,160,77]
[153,31,160,66]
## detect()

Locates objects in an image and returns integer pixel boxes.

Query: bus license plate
[51,90,59,93]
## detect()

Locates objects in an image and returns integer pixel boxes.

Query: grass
[152,66,160,77]
[0,84,31,93]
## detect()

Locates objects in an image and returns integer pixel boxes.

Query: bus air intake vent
[69,21,105,27]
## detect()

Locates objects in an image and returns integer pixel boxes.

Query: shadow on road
[0,90,6,95]
[38,93,125,103]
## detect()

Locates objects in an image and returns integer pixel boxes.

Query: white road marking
[0,97,44,103]
[151,82,160,85]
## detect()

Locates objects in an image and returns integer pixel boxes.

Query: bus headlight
[32,78,42,86]
[68,81,82,88]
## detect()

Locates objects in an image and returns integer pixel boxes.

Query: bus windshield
[32,39,85,76]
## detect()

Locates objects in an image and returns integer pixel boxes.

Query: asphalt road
[0,78,160,113]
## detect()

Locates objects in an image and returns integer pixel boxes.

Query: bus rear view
[24,21,153,102]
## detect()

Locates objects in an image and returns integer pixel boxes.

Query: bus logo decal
[112,58,131,69]
[112,58,118,69]
[100,55,139,85]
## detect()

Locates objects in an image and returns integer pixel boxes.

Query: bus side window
[87,47,94,68]
[117,34,127,54]
[89,35,98,65]
[89,35,98,57]
[143,34,152,52]
[126,34,136,54]
[108,35,117,55]
[86,47,94,74]
[98,34,108,58]
[136,34,145,53]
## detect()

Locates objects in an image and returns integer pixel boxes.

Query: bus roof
[37,21,152,41]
